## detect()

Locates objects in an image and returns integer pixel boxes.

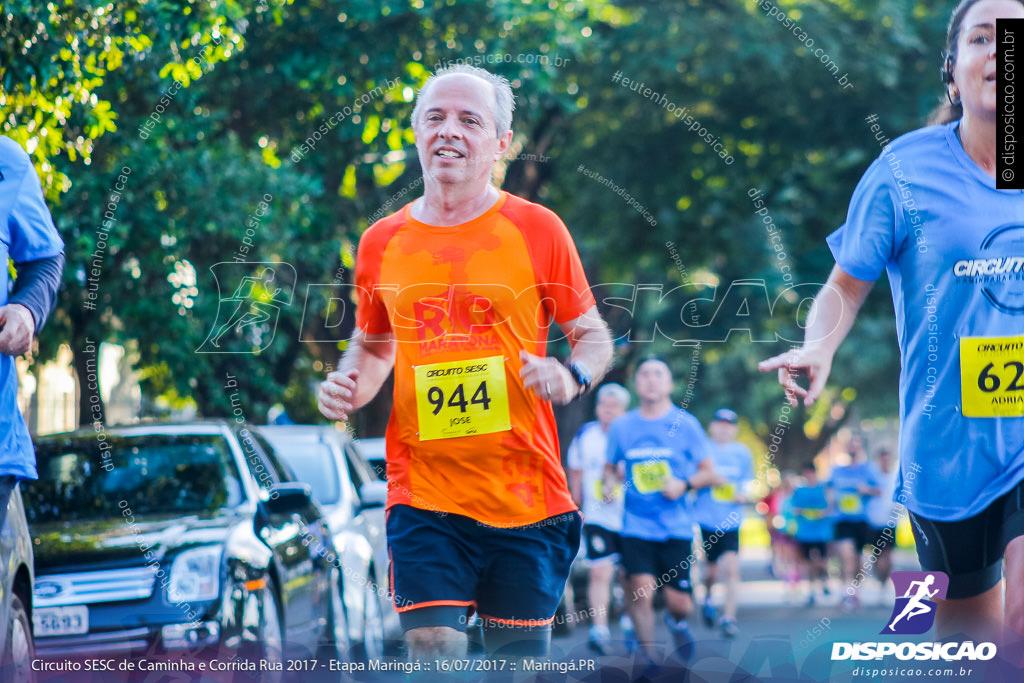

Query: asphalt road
[538,547,922,682]
[40,549,1024,683]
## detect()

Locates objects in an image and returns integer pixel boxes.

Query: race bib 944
[414,356,511,441]
[959,336,1024,418]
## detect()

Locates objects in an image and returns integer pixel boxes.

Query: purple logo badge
[881,571,949,635]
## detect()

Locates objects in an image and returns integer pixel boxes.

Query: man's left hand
[0,304,35,356]
[519,351,576,404]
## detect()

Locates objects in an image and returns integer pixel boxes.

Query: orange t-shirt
[355,191,595,526]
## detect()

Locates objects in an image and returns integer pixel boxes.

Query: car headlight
[168,546,222,603]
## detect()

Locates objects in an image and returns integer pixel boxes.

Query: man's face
[634,360,673,404]
[595,393,627,427]
[878,451,894,473]
[848,435,865,462]
[709,420,738,443]
[413,74,511,189]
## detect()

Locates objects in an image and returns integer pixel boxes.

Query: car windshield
[263,436,341,505]
[24,433,245,523]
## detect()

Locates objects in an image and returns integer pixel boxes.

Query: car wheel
[318,567,350,663]
[353,574,385,662]
[1,594,33,683]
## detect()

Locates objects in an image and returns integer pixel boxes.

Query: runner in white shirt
[866,448,900,598]
[567,383,630,654]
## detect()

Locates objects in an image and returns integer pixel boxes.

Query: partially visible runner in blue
[761,0,1024,643]
[0,137,65,528]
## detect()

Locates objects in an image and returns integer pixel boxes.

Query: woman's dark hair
[929,0,1024,124]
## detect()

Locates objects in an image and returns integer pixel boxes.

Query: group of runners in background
[568,372,904,660]
[762,438,900,610]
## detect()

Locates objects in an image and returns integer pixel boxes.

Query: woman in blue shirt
[761,0,1024,642]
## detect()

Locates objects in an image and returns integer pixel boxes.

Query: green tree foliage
[2,0,950,469]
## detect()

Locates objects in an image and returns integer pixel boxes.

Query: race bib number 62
[960,336,1024,418]
[414,356,511,441]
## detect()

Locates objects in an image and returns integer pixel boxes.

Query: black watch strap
[566,361,593,397]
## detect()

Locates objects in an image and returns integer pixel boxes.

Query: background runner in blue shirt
[604,359,718,661]
[827,435,880,611]
[760,0,1024,641]
[692,408,753,638]
[790,462,834,606]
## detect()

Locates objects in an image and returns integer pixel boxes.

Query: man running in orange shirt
[318,64,613,659]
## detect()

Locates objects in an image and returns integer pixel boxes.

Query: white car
[357,437,386,480]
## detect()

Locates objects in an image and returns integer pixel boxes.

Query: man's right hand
[318,369,360,422]
[661,477,688,501]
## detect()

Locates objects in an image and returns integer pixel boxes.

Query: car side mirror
[357,481,387,510]
[262,483,313,515]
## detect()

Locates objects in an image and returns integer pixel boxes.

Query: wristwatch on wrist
[565,361,593,397]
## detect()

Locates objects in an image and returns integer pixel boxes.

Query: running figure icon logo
[880,571,949,635]
[198,262,295,354]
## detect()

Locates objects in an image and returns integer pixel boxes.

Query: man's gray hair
[412,64,515,137]
[596,383,631,409]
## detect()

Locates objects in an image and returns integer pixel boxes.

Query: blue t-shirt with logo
[789,484,833,543]
[827,120,1024,522]
[0,137,65,480]
[828,462,879,522]
[693,440,753,531]
[606,407,711,541]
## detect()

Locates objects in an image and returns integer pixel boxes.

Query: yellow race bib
[594,478,622,502]
[631,461,671,494]
[838,493,862,515]
[960,336,1024,418]
[711,483,736,503]
[414,356,511,441]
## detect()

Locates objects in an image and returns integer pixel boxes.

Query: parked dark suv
[22,420,347,668]
[262,425,402,660]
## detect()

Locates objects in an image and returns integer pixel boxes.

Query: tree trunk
[70,326,104,428]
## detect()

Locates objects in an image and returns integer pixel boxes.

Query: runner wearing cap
[693,408,753,638]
